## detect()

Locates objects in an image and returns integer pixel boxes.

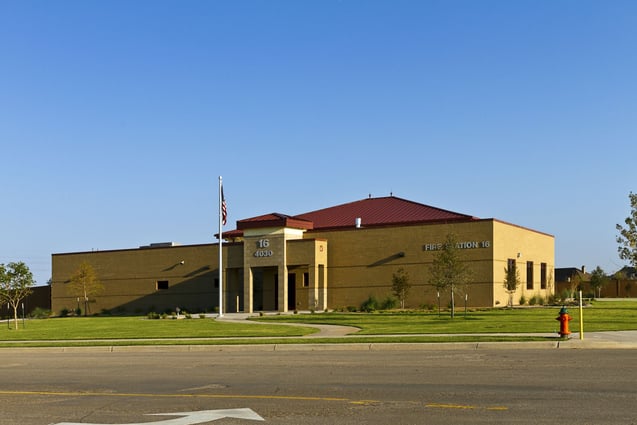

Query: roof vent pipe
[355,217,362,228]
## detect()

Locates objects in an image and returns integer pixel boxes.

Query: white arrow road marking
[51,408,265,425]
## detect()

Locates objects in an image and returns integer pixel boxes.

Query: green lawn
[253,301,637,334]
[0,316,317,341]
[0,301,634,347]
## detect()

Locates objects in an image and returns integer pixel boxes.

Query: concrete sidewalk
[215,313,637,349]
[2,314,635,352]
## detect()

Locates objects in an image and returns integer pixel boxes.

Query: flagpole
[218,176,224,317]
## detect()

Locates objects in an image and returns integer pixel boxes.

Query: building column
[278,264,288,312]
[243,267,253,313]
[308,265,318,311]
[318,264,327,311]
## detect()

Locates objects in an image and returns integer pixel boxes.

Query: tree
[568,272,583,299]
[0,262,34,329]
[616,192,637,268]
[428,233,471,318]
[503,261,520,308]
[391,267,411,309]
[67,262,103,316]
[589,266,608,298]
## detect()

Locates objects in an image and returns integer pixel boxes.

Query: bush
[380,296,398,310]
[147,312,160,320]
[60,308,70,317]
[519,295,527,306]
[29,307,52,319]
[361,296,378,312]
[547,294,559,305]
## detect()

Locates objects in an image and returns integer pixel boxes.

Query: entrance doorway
[252,267,279,311]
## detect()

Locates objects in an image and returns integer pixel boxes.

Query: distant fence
[556,279,637,298]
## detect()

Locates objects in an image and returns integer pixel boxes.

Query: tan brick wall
[51,244,228,315]
[51,219,554,314]
[306,219,554,309]
[492,220,555,306]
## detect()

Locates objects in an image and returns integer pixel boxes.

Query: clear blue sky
[1,0,635,285]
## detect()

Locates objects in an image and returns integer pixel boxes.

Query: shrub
[60,308,70,317]
[519,295,527,306]
[380,296,398,310]
[29,307,52,319]
[147,312,160,320]
[361,296,378,312]
[547,294,559,305]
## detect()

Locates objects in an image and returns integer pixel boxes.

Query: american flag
[221,186,227,226]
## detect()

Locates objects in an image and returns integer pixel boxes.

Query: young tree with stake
[0,262,34,329]
[391,267,411,309]
[68,261,103,316]
[503,262,520,308]
[589,266,608,298]
[429,233,471,318]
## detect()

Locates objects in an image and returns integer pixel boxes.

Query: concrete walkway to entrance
[215,313,360,337]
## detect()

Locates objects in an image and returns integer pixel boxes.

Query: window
[540,263,547,289]
[303,272,309,287]
[156,280,169,290]
[526,262,534,290]
[507,258,516,272]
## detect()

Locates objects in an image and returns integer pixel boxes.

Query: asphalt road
[0,347,635,425]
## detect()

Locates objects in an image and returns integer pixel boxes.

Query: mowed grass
[0,301,634,346]
[253,301,637,334]
[0,316,317,341]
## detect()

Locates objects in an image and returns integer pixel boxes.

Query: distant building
[555,266,637,298]
[51,196,555,314]
[3,285,51,317]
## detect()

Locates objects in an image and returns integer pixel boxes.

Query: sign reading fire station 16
[423,240,491,251]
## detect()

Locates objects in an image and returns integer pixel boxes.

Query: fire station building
[51,196,555,315]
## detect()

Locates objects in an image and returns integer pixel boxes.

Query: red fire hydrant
[556,307,572,338]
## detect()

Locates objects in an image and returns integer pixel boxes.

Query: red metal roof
[218,196,478,239]
[237,213,313,231]
[296,196,478,230]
